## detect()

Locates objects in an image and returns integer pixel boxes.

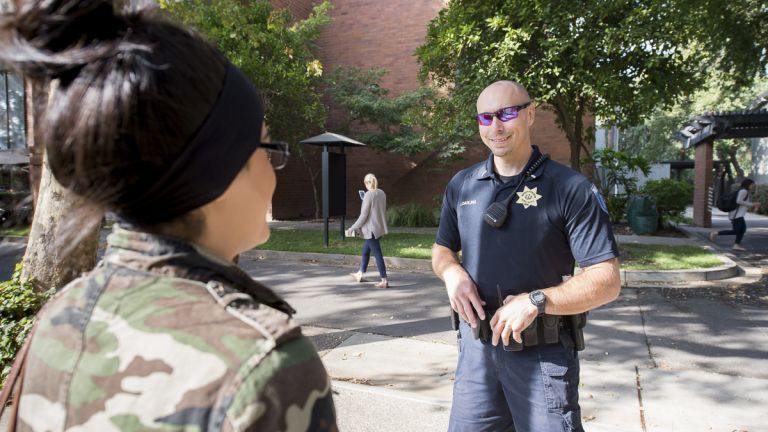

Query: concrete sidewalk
[680,207,768,265]
[238,250,768,432]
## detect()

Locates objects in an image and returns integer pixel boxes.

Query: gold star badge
[516,186,542,209]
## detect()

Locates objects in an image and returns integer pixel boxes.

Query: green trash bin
[626,196,658,235]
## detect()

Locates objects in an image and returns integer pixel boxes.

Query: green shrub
[641,179,694,223]
[386,203,437,227]
[1,263,52,388]
[585,149,651,223]
[606,195,628,224]
[752,184,768,215]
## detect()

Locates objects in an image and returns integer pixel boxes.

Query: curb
[246,249,741,283]
[620,253,740,283]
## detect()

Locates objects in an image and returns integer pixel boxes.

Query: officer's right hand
[444,267,486,328]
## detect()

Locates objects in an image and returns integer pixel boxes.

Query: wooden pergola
[679,97,768,227]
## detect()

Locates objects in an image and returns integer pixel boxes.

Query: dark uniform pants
[449,322,584,432]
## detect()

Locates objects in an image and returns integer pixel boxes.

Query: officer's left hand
[490,293,538,347]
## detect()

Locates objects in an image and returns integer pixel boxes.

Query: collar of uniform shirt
[476,145,545,182]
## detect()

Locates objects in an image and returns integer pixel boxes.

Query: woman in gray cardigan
[346,173,389,288]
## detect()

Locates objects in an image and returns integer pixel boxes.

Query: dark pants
[449,322,583,432]
[718,217,746,244]
[359,236,387,279]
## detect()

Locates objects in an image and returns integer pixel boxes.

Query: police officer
[432,80,621,432]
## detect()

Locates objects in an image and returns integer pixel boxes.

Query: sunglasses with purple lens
[475,101,532,126]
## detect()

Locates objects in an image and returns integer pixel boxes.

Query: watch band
[529,290,546,315]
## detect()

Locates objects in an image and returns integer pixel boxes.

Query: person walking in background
[710,178,761,251]
[347,173,389,288]
[0,1,336,430]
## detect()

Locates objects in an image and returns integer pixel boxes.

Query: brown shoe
[350,272,365,283]
[732,244,746,251]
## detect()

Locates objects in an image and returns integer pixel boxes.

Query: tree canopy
[325,67,433,155]
[621,75,768,177]
[684,0,767,88]
[416,0,767,171]
[160,0,332,144]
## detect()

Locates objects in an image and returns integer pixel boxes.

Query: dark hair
[0,0,227,239]
[741,178,755,190]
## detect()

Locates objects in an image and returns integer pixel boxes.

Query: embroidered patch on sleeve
[591,184,609,214]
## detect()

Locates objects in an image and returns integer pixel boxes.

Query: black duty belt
[452,310,587,351]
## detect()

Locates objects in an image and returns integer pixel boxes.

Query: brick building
[270,0,584,220]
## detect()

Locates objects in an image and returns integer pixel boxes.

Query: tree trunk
[550,97,581,172]
[21,154,101,290]
[727,144,745,181]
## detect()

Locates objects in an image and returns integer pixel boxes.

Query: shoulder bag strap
[0,320,39,432]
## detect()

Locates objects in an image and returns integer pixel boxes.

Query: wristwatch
[529,290,546,315]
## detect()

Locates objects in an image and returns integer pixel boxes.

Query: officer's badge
[516,186,542,209]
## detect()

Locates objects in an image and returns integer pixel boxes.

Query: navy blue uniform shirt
[436,146,619,309]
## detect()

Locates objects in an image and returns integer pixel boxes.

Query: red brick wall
[532,108,575,166]
[271,0,317,20]
[269,0,586,219]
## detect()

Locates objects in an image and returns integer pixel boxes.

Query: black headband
[116,63,265,225]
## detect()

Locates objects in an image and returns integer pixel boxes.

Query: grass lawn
[257,229,723,270]
[257,229,436,259]
[0,226,30,237]
[618,243,722,270]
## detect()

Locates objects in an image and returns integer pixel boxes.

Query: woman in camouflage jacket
[0,1,337,430]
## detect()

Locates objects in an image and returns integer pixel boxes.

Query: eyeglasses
[475,101,532,126]
[261,141,290,170]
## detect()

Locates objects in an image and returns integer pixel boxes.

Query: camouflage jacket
[15,226,337,431]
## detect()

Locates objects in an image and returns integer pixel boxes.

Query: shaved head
[477,81,530,111]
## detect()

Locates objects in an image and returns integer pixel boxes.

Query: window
[1,71,26,151]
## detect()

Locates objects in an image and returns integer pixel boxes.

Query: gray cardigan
[349,188,388,239]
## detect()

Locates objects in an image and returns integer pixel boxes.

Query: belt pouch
[541,314,561,344]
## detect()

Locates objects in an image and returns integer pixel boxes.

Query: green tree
[325,67,434,155]
[161,0,331,218]
[160,0,331,144]
[618,106,689,163]
[621,75,768,174]
[416,0,706,171]
[685,0,768,88]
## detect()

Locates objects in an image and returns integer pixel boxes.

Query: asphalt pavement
[238,250,768,432]
[2,209,767,431]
